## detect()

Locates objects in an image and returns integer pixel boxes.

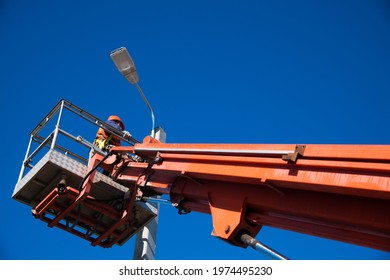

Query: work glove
[123,130,132,139]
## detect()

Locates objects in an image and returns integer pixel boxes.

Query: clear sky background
[1,0,390,260]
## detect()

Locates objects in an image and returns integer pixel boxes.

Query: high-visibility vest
[94,127,121,150]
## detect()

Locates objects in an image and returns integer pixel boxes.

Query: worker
[94,115,127,151]
[89,115,131,175]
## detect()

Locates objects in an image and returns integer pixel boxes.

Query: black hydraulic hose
[78,151,112,191]
[66,152,113,230]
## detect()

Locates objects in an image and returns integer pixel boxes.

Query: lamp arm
[135,83,155,138]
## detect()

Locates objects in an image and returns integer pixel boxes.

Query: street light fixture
[110,47,155,138]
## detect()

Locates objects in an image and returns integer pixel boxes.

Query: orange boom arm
[109,137,390,251]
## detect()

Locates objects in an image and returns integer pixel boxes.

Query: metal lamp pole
[110,47,161,260]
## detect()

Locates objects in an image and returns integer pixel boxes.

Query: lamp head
[110,47,139,84]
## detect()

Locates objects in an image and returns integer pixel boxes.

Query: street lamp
[110,47,156,138]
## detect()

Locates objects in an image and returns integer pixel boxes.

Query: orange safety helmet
[107,115,125,131]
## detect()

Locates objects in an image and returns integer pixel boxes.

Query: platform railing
[17,99,140,182]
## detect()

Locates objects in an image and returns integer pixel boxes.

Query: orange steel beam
[111,139,390,251]
[32,186,131,248]
[31,153,138,248]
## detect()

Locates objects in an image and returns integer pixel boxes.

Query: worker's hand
[123,130,132,139]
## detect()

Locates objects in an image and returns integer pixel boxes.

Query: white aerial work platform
[13,99,157,247]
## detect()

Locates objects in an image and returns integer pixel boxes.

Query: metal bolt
[224,225,231,234]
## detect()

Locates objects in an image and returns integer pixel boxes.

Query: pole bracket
[282,145,306,163]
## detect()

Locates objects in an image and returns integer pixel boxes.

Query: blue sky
[1,1,390,260]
